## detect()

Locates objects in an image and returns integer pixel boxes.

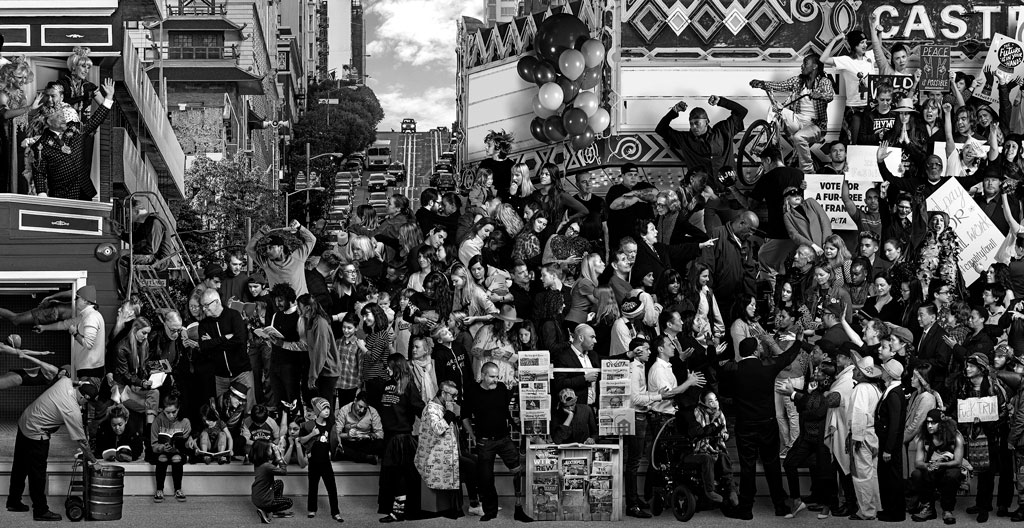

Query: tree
[181,155,283,260]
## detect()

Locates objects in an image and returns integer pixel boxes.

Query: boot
[913,503,937,522]
[514,505,534,523]
[1012,506,1024,522]
[379,496,406,523]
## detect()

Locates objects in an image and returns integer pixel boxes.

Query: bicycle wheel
[736,119,774,186]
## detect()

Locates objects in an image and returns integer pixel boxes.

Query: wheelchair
[648,416,729,522]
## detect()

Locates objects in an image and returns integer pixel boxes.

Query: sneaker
[943,511,956,525]
[786,499,807,519]
[174,490,186,502]
[333,513,344,522]
[468,505,484,516]
[817,506,831,520]
[308,512,316,519]
[256,508,272,524]
[480,512,497,522]
[153,491,164,503]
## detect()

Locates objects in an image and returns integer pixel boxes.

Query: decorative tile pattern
[630,1,668,43]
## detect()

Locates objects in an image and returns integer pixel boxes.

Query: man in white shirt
[552,324,599,406]
[35,285,104,381]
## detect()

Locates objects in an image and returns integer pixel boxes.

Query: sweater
[305,315,341,382]
[247,225,316,296]
[252,462,287,509]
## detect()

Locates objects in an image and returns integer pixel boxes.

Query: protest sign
[926,179,1004,285]
[973,33,1024,106]
[919,45,951,92]
[867,74,915,102]
[846,145,897,182]
[804,175,877,231]
[932,142,991,175]
[957,396,1000,423]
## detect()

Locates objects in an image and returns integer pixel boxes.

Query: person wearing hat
[885,323,914,360]
[825,343,859,518]
[655,92,749,183]
[199,260,224,295]
[749,52,834,173]
[35,284,105,381]
[821,140,848,174]
[847,351,884,520]
[610,295,646,358]
[33,77,114,200]
[976,165,1019,235]
[821,29,876,144]
[551,387,598,445]
[246,219,317,297]
[952,352,1005,522]
[605,162,656,252]
[6,375,98,520]
[298,396,343,522]
[782,185,832,254]
[876,359,907,521]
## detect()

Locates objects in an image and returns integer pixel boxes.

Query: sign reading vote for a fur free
[958,396,999,423]
[803,175,875,231]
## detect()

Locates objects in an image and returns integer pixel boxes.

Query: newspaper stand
[524,438,623,521]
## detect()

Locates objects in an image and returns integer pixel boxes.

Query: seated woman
[550,388,597,444]
[910,409,965,524]
[112,317,160,428]
[95,405,144,462]
[198,404,234,464]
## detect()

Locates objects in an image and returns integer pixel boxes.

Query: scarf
[410,357,438,406]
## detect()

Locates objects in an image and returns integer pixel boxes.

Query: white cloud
[365,0,483,69]
[376,85,456,131]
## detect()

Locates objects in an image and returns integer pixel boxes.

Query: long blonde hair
[580,253,602,285]
[511,162,535,198]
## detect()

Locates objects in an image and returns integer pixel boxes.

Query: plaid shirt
[762,75,834,130]
[336,335,361,390]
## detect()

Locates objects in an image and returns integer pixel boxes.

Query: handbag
[967,425,991,472]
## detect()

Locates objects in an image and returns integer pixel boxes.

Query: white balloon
[588,108,610,133]
[538,82,564,111]
[575,91,600,117]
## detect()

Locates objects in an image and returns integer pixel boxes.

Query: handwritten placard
[867,74,915,102]
[919,45,951,92]
[846,145,898,182]
[804,174,877,231]
[926,179,1004,285]
[957,396,999,423]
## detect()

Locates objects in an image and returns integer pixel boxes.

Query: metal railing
[166,2,226,16]
[161,44,240,61]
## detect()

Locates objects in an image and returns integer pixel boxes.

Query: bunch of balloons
[518,13,610,150]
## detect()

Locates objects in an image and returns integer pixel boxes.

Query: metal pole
[306,142,311,185]
[305,189,311,226]
[245,217,253,273]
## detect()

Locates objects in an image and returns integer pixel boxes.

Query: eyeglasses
[342,269,358,275]
[201,299,218,308]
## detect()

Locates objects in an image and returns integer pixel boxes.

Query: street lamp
[285,186,324,226]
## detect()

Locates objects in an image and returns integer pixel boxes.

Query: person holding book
[263,284,304,413]
[197,404,233,464]
[111,316,160,444]
[334,392,384,464]
[95,405,143,462]
[251,438,295,523]
[149,394,194,504]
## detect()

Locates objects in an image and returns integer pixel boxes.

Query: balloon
[558,49,586,81]
[533,95,556,118]
[575,91,599,117]
[579,66,601,89]
[562,107,589,136]
[555,76,580,104]
[538,82,564,111]
[534,13,590,62]
[588,108,610,133]
[579,39,606,68]
[570,127,596,150]
[530,117,548,143]
[517,56,539,83]
[533,61,557,86]
[543,115,567,142]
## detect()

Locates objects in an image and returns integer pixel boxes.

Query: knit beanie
[311,397,331,415]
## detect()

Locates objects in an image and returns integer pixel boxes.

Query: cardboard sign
[957,396,999,423]
[846,145,898,182]
[804,175,878,231]
[932,142,992,175]
[926,179,1004,285]
[919,45,951,92]
[973,33,1024,106]
[867,74,915,102]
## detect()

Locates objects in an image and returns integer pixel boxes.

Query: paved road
[0,495,902,527]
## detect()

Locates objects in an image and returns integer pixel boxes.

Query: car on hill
[368,172,388,192]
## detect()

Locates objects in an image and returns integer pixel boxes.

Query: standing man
[841,181,884,238]
[198,289,252,411]
[848,352,883,521]
[608,249,634,304]
[698,210,760,319]
[825,345,858,518]
[724,336,801,520]
[220,251,250,306]
[462,362,533,522]
[605,163,655,256]
[35,285,104,381]
[246,219,317,297]
[655,95,748,180]
[552,324,599,407]
[305,249,340,311]
[7,377,99,521]
[876,358,907,522]
[748,146,803,275]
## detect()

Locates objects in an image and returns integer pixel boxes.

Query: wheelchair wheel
[736,119,774,186]
[672,485,697,522]
[65,496,85,522]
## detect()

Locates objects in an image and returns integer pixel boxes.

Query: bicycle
[735,84,811,186]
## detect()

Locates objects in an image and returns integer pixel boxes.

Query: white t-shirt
[832,55,877,108]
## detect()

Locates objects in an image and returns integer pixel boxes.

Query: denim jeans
[624,413,649,506]
[476,436,521,516]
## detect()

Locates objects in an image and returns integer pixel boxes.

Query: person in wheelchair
[685,390,735,506]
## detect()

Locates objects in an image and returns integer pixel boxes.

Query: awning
[146,66,265,95]
[154,17,245,34]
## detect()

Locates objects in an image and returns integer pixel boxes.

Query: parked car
[343,161,363,174]
[368,191,389,213]
[368,173,388,192]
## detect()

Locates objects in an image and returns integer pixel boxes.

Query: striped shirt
[361,328,393,382]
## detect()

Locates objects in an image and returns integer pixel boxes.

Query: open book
[229,300,258,319]
[148,372,167,389]
[101,446,133,460]
[185,322,199,342]
[196,449,231,457]
[253,326,284,340]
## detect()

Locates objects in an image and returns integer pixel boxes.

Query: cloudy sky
[364,0,483,132]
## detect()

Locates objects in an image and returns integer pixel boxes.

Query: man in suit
[876,359,907,522]
[34,78,114,200]
[552,324,599,408]
[724,336,802,519]
[915,304,951,397]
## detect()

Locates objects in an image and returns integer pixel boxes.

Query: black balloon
[570,127,596,149]
[579,66,601,89]
[562,107,589,136]
[530,117,548,142]
[533,61,557,86]
[517,56,539,83]
[534,13,590,63]
[543,115,567,142]
[555,76,580,104]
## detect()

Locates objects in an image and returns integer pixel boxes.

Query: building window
[500,7,516,15]
[168,31,225,59]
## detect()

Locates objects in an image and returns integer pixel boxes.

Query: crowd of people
[10,19,1024,528]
